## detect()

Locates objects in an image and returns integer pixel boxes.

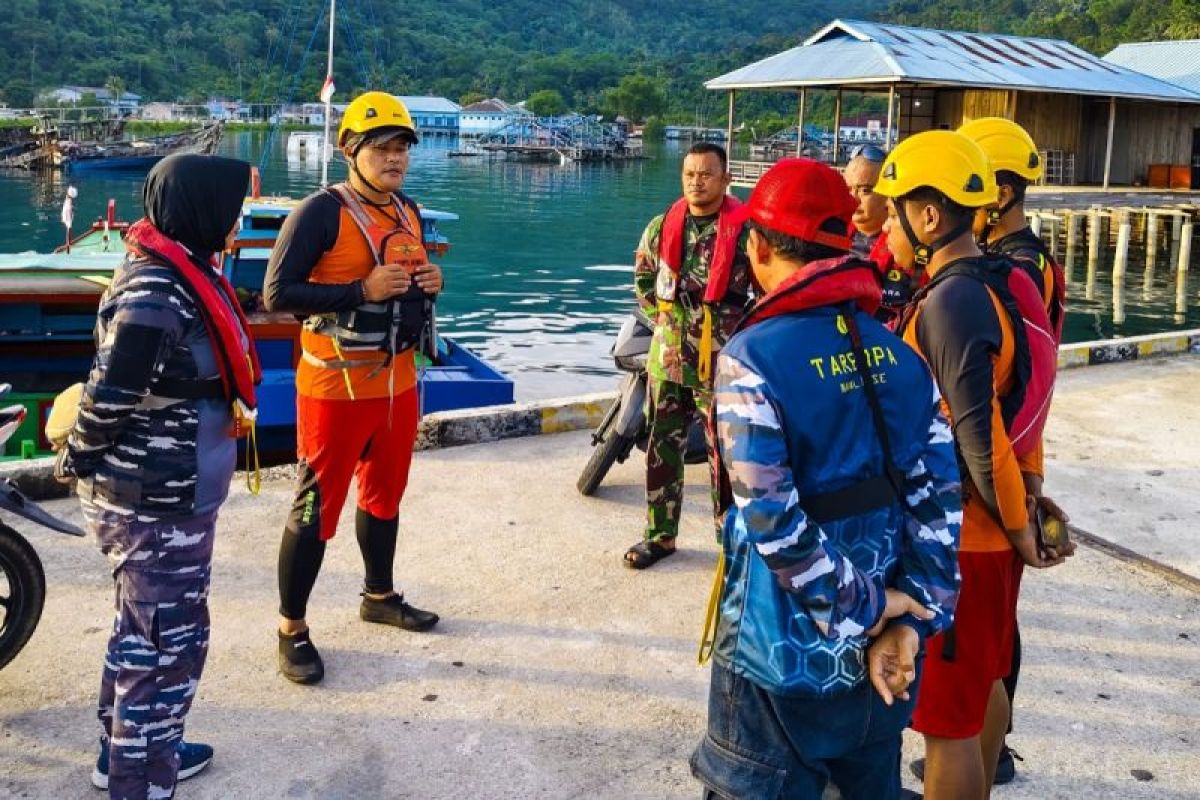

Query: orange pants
[291,390,419,541]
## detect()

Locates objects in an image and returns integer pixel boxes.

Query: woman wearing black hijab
[56,154,259,799]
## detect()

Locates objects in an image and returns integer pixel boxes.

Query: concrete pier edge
[3,328,1197,500]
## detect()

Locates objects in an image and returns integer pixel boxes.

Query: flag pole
[61,186,77,253]
[320,0,336,187]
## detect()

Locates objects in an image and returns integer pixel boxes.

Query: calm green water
[1,130,1195,399]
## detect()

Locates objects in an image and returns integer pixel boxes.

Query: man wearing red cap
[626,142,752,569]
[691,158,961,799]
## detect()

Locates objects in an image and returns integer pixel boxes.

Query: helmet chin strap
[897,201,973,272]
[347,143,389,197]
[977,194,1020,247]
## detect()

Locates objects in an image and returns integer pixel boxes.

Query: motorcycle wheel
[577,431,634,497]
[0,525,45,671]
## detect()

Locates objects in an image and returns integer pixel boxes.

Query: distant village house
[46,86,141,114]
[459,98,531,137]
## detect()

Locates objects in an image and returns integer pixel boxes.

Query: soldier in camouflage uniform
[56,155,257,799]
[625,142,752,569]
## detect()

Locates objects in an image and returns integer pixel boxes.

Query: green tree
[104,75,126,109]
[526,88,568,116]
[601,74,665,123]
[459,91,487,107]
[2,79,34,109]
[641,115,665,140]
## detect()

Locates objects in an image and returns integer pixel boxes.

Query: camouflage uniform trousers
[86,503,217,800]
[644,376,720,542]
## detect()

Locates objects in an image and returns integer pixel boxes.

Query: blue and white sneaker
[91,737,214,790]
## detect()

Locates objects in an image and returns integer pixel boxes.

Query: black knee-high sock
[1004,621,1022,735]
[278,529,327,621]
[356,509,398,595]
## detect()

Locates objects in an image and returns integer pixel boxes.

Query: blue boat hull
[66,155,166,171]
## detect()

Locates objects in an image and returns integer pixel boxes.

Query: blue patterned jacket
[713,304,961,698]
[61,256,239,519]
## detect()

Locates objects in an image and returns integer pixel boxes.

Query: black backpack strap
[932,259,1031,431]
[941,624,958,661]
[838,302,906,499]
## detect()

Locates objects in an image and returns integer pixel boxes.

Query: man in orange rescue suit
[944,115,1070,789]
[874,131,1073,800]
[264,92,443,684]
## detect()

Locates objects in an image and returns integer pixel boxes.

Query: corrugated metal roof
[1105,40,1200,95]
[706,19,1200,103]
[395,95,462,114]
[461,98,528,114]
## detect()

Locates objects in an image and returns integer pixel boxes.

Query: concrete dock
[1,357,1198,799]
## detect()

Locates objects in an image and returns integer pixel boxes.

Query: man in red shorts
[264,91,443,684]
[874,131,1072,799]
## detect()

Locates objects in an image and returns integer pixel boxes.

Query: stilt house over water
[706,19,1200,190]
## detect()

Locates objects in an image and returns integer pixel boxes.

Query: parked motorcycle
[0,383,83,671]
[577,308,706,496]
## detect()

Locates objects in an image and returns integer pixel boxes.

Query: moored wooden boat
[0,197,512,461]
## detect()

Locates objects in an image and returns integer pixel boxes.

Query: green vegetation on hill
[6,0,1191,138]
[0,0,876,123]
[887,0,1200,53]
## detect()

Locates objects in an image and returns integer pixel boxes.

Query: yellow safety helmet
[958,117,1042,181]
[337,91,418,149]
[874,130,998,208]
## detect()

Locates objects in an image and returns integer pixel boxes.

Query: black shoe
[360,593,440,632]
[994,745,1019,785]
[278,629,324,684]
[910,746,1019,786]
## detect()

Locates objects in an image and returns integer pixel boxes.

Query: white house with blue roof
[396,96,461,137]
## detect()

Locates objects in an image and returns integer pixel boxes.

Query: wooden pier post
[1170,213,1183,268]
[795,88,806,157]
[1086,209,1101,300]
[1047,215,1059,262]
[1064,212,1079,283]
[1143,212,1159,299]
[1177,220,1193,316]
[1113,216,1131,325]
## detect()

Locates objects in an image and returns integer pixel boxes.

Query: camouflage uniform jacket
[634,211,752,389]
[61,256,239,520]
[713,306,961,698]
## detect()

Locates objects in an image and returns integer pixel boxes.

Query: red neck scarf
[124,218,261,409]
[742,256,882,330]
[658,195,744,303]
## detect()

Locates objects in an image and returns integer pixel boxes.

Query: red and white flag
[60,186,78,229]
[319,75,335,103]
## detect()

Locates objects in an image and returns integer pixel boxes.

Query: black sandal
[623,539,677,570]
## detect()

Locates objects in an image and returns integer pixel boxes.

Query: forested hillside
[4,0,1196,126]
[0,0,876,116]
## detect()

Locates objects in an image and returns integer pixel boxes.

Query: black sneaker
[994,745,1019,785]
[278,629,324,684]
[92,737,213,790]
[359,593,439,632]
[910,745,1019,786]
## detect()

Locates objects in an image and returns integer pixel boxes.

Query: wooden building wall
[1014,92,1082,155]
[1079,100,1200,185]
[932,89,1015,126]
[926,87,1199,186]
